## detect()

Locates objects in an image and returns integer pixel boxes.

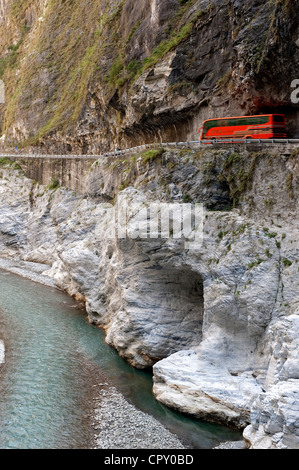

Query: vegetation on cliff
[0,0,298,151]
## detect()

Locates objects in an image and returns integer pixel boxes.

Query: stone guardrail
[0,138,299,159]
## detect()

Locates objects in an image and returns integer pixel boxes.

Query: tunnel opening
[129,263,205,362]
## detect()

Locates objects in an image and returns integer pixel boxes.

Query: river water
[0,269,241,449]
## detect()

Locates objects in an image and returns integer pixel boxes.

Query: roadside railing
[0,138,298,159]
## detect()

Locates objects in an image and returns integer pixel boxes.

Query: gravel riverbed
[92,385,186,449]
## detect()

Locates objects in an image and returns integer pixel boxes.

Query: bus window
[273,115,285,123]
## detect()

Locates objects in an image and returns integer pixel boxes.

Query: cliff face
[0,0,299,450]
[0,0,299,153]
[0,146,298,448]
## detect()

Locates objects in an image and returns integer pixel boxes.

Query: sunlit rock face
[0,0,299,152]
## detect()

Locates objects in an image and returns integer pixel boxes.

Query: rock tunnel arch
[120,258,205,368]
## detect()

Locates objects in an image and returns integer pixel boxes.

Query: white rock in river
[0,340,4,366]
[153,350,263,429]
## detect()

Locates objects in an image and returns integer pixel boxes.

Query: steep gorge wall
[5,143,299,220]
[3,140,296,196]
[0,0,299,153]
[6,155,98,193]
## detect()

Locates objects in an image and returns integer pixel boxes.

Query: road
[0,138,299,159]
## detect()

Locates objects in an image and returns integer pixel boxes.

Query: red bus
[198,114,287,141]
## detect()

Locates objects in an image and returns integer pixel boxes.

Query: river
[0,268,242,449]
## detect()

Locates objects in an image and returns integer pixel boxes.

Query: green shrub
[141,148,165,164]
[48,178,60,190]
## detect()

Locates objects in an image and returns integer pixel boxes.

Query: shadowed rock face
[0,0,299,152]
[101,240,205,367]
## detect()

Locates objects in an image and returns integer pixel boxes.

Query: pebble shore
[92,385,186,449]
[0,257,55,287]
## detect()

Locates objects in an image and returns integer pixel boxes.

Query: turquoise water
[0,269,241,449]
